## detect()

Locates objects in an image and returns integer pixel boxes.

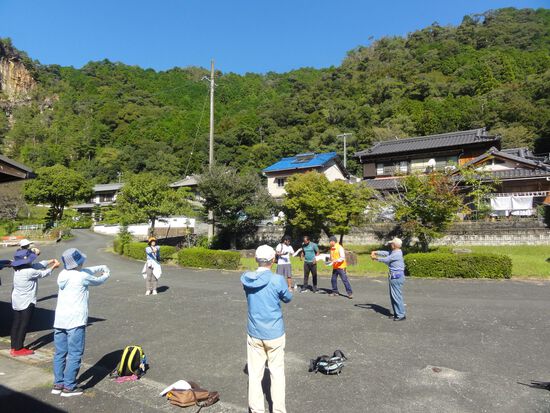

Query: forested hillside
[0,7,548,182]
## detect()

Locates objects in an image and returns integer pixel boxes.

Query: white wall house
[263,152,349,198]
[73,183,124,212]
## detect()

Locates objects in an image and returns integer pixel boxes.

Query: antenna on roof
[394,136,399,140]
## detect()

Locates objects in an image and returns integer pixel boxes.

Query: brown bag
[166,381,219,410]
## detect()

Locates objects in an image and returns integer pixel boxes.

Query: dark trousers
[11,303,35,350]
[303,262,318,288]
[331,269,353,295]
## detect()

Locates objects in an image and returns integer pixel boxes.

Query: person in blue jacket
[372,238,406,321]
[241,244,293,413]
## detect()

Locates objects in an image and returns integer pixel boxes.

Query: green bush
[177,247,241,270]
[122,242,177,262]
[405,252,512,279]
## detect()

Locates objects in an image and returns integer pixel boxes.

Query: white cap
[387,238,403,248]
[255,245,276,262]
[19,239,32,247]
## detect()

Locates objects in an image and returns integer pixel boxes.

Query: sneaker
[145,290,151,296]
[61,387,84,397]
[347,294,353,300]
[152,289,158,295]
[293,285,298,291]
[11,348,34,357]
[51,385,64,395]
[300,288,308,293]
[312,286,318,293]
[393,316,407,322]
[329,292,338,297]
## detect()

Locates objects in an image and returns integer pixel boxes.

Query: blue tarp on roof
[263,152,338,173]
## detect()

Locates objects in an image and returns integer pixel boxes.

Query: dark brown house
[354,128,550,217]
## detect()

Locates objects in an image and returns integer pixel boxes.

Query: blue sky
[0,0,547,74]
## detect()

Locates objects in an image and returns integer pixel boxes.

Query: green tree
[24,165,92,222]
[390,172,463,251]
[197,165,273,249]
[283,172,373,243]
[115,173,192,233]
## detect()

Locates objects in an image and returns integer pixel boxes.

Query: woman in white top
[275,235,295,289]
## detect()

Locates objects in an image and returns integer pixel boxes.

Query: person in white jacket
[52,248,110,397]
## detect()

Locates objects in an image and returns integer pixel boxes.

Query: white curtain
[490,196,512,216]
[511,196,534,216]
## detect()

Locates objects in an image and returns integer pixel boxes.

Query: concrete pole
[207,60,215,240]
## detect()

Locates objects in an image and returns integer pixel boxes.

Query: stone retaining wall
[256,220,550,246]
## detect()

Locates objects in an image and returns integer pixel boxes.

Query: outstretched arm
[83,265,111,286]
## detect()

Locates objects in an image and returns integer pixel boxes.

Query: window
[377,161,409,176]
[276,178,286,187]
[99,194,114,203]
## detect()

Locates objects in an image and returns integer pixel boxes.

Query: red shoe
[11,348,34,357]
[9,349,15,356]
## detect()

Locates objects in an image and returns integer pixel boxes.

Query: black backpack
[309,350,347,375]
[110,345,147,378]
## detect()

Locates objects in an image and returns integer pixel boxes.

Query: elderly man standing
[371,238,406,321]
[241,245,293,413]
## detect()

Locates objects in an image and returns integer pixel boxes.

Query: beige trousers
[247,334,286,413]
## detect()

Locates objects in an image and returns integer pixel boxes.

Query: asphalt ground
[0,229,549,412]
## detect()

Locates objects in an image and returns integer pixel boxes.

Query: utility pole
[207,60,215,240]
[337,133,352,169]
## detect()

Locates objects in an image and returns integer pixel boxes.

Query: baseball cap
[255,245,276,262]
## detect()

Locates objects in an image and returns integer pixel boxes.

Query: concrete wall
[255,220,550,246]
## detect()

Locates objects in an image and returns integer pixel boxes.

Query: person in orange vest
[328,236,353,299]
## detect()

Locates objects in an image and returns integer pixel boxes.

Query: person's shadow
[354,303,392,317]
[243,364,273,413]
[157,286,169,293]
[78,349,123,389]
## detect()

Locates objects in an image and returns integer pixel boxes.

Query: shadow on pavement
[0,385,66,412]
[354,303,392,317]
[78,349,123,389]
[157,286,169,293]
[518,380,550,390]
[37,294,58,302]
[0,300,106,344]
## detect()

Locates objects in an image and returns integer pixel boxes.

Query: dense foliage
[283,171,373,242]
[390,172,464,251]
[197,165,273,248]
[23,165,92,222]
[177,247,241,270]
[115,173,193,230]
[405,252,512,278]
[0,8,548,181]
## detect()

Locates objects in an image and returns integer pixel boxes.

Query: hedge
[113,238,123,255]
[122,242,177,262]
[404,252,512,279]
[177,247,241,270]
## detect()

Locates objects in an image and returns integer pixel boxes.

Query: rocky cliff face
[0,41,36,102]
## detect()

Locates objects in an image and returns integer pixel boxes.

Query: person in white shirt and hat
[10,239,60,356]
[371,238,407,321]
[52,248,110,397]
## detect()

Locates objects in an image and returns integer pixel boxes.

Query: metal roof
[93,183,124,192]
[355,128,499,159]
[170,175,199,188]
[0,154,34,182]
[263,152,344,174]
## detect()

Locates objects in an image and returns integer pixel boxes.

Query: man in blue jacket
[241,244,293,413]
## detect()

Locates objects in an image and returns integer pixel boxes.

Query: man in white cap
[371,238,406,321]
[52,248,110,397]
[241,244,293,413]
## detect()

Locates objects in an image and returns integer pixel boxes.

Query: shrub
[122,242,177,262]
[405,252,512,279]
[177,247,241,270]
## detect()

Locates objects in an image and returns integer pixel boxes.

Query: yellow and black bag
[111,345,147,378]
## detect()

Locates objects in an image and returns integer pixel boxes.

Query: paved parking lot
[1,230,549,412]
